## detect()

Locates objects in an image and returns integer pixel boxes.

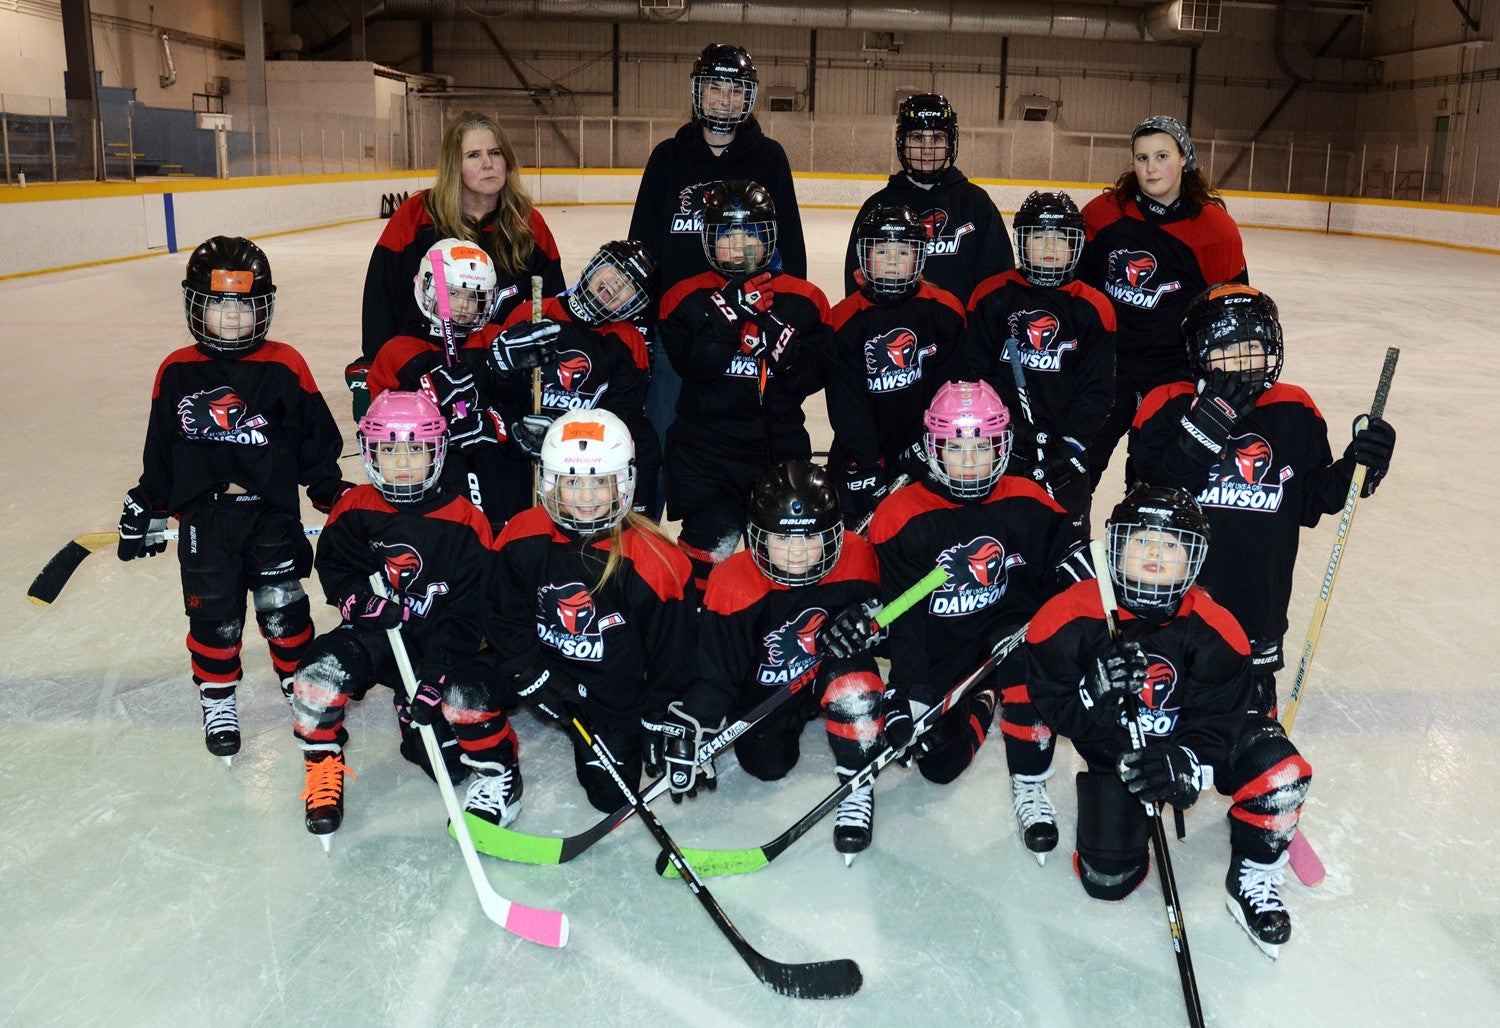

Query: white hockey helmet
[414,238,500,335]
[539,409,637,536]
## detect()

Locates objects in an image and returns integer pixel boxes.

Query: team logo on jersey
[930,537,1025,616]
[176,386,269,445]
[1005,310,1079,373]
[917,207,975,256]
[1135,656,1183,738]
[726,351,774,380]
[370,542,450,618]
[542,350,605,411]
[1103,249,1182,310]
[1198,433,1289,513]
[864,327,938,392]
[670,182,718,234]
[535,581,623,661]
[756,607,828,687]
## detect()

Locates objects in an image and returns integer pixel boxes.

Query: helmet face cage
[568,241,658,326]
[1184,284,1285,391]
[923,381,1012,499]
[1014,191,1085,287]
[691,44,759,134]
[747,461,844,587]
[896,94,958,184]
[701,180,777,277]
[358,391,448,504]
[182,236,276,355]
[856,205,928,303]
[415,240,500,335]
[539,410,637,537]
[1107,487,1210,620]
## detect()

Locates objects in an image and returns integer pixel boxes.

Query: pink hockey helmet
[358,390,448,503]
[922,380,1012,499]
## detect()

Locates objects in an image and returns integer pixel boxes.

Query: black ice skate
[1226,850,1292,959]
[463,760,524,828]
[833,771,875,866]
[199,686,240,767]
[1010,769,1059,865]
[301,749,354,855]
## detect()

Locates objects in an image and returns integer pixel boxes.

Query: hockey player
[1026,486,1313,956]
[1128,283,1397,714]
[291,391,521,847]
[657,461,886,857]
[826,204,968,523]
[116,236,350,765]
[366,238,560,529]
[486,409,695,814]
[658,179,831,592]
[492,241,662,514]
[842,94,1013,307]
[964,190,1116,531]
[826,381,1089,861]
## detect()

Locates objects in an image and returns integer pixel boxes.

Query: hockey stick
[427,247,463,380]
[1091,540,1205,1028]
[569,713,862,999]
[27,525,324,606]
[375,573,569,948]
[660,621,1029,879]
[850,473,910,538]
[530,274,544,505]
[460,565,950,865]
[1007,336,1054,499]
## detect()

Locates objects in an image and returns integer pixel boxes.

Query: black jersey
[825,283,967,469]
[315,484,493,679]
[628,118,806,284]
[134,340,345,516]
[868,477,1083,704]
[360,193,565,359]
[843,168,1014,307]
[1026,577,1254,768]
[1129,380,1356,643]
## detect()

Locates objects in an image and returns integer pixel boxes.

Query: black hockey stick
[569,714,863,999]
[659,622,1028,878]
[1091,540,1205,1028]
[850,472,910,537]
[460,565,950,865]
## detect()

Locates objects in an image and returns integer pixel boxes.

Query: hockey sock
[256,594,313,687]
[187,617,244,690]
[999,683,1054,776]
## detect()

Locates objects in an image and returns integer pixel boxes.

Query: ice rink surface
[2,204,1497,1026]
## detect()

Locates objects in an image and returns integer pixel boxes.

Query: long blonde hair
[425,111,537,276]
[591,513,686,594]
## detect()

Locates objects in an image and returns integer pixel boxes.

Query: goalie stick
[569,714,862,999]
[376,574,569,949]
[27,525,324,606]
[659,621,1029,879]
[460,565,950,865]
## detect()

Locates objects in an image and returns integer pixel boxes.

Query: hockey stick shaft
[375,574,569,948]
[531,274,544,505]
[1091,541,1204,1028]
[569,715,862,999]
[851,473,911,537]
[1007,338,1053,498]
[427,247,462,380]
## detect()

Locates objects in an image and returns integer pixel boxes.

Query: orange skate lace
[300,754,356,806]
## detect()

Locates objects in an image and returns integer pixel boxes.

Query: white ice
[2,207,1497,1026]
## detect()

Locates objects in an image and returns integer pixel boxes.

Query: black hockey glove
[839,460,886,522]
[1030,432,1088,492]
[711,271,775,325]
[421,364,480,413]
[881,686,917,759]
[448,404,504,451]
[822,599,881,659]
[1118,743,1203,809]
[338,586,408,630]
[505,413,553,459]
[759,312,800,371]
[1344,414,1396,496]
[650,701,722,803]
[489,319,560,374]
[408,676,446,728]
[117,487,168,561]
[513,663,572,726]
[1085,639,1147,712]
[1177,369,1261,464]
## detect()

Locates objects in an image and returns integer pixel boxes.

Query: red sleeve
[1133,381,1195,429]
[919,281,968,321]
[1179,587,1251,655]
[1162,204,1245,285]
[703,551,776,616]
[772,274,831,321]
[247,340,320,394]
[828,292,870,333]
[966,270,1026,312]
[601,322,651,369]
[1062,281,1118,331]
[1081,191,1124,242]
[376,192,431,251]
[368,335,438,398]
[617,527,692,602]
[494,505,562,549]
[660,271,722,320]
[529,208,561,261]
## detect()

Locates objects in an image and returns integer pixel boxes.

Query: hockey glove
[639,709,682,779]
[1118,743,1203,809]
[839,460,886,522]
[338,586,408,630]
[117,488,168,561]
[759,312,800,371]
[1345,414,1396,496]
[513,663,572,726]
[822,599,881,659]
[661,701,723,803]
[1177,369,1261,464]
[408,676,446,728]
[490,319,560,374]
[505,413,553,459]
[1085,640,1147,713]
[421,364,480,414]
[309,479,357,515]
[449,404,505,451]
[881,686,917,760]
[1030,433,1088,492]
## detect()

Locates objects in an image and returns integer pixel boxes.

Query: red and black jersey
[868,477,1084,703]
[1077,192,1246,391]
[133,340,345,515]
[360,191,565,359]
[1026,577,1254,767]
[843,168,1015,306]
[1129,379,1355,643]
[487,508,695,724]
[685,532,880,723]
[659,269,831,460]
[962,271,1117,451]
[315,483,493,680]
[825,283,967,469]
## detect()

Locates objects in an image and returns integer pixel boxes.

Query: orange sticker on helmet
[449,245,488,264]
[210,269,254,293]
[561,420,606,442]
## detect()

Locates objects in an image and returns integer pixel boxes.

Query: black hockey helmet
[182,235,276,355]
[1013,190,1085,287]
[1106,485,1211,621]
[701,179,777,277]
[747,460,844,586]
[692,43,759,135]
[854,204,928,304]
[1182,283,1285,391]
[567,240,660,326]
[896,94,958,184]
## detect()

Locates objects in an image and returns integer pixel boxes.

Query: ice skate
[1227,851,1291,959]
[199,686,240,767]
[463,759,523,829]
[301,749,354,855]
[1010,768,1059,865]
[833,773,874,866]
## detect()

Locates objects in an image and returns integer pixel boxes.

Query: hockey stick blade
[1287,827,1326,887]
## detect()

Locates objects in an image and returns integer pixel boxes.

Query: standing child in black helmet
[843,94,1014,307]
[116,236,351,765]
